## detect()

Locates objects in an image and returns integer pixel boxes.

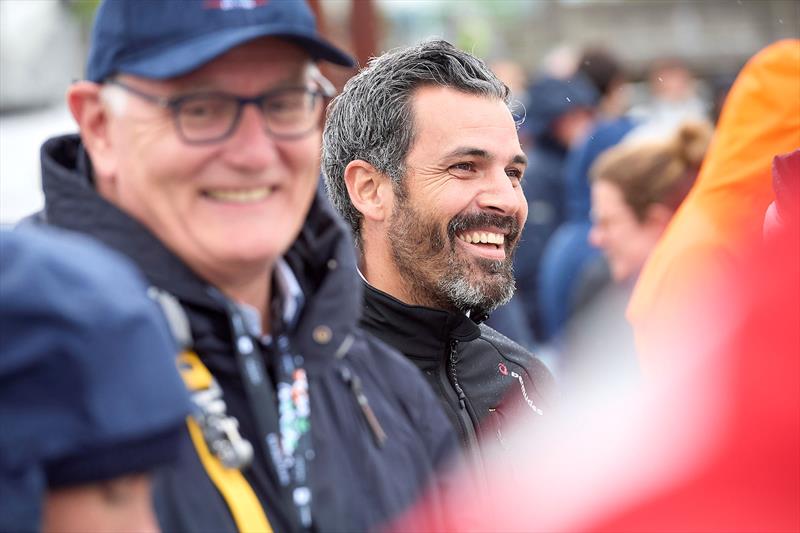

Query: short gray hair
[322,39,513,248]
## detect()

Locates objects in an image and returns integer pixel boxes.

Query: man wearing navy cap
[33,1,459,531]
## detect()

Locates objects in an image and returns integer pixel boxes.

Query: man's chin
[440,271,514,315]
[459,252,513,277]
[185,239,285,277]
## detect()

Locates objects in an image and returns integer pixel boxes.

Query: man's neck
[212,266,273,334]
[360,253,452,312]
[360,250,413,304]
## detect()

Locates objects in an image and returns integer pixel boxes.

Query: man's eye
[265,94,303,113]
[181,99,228,120]
[506,168,523,182]
[450,162,475,173]
[184,104,209,117]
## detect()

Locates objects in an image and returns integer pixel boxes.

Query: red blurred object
[590,222,800,532]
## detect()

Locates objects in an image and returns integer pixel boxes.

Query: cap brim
[118,24,355,80]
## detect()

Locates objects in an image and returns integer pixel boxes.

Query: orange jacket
[628,39,800,373]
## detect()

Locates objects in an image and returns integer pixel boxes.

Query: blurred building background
[0,0,797,223]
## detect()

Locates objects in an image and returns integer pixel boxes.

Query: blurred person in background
[323,39,554,486]
[588,120,712,286]
[708,71,738,125]
[29,1,462,531]
[560,120,712,389]
[576,46,629,119]
[0,228,191,533]
[489,59,528,104]
[649,58,702,106]
[513,73,598,342]
[628,56,708,143]
[535,46,636,351]
[539,44,580,82]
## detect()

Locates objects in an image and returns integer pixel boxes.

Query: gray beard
[436,253,516,316]
[386,199,517,316]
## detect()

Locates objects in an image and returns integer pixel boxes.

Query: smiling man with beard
[323,40,555,479]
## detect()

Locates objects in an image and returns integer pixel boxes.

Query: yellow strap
[177,351,213,390]
[185,418,273,533]
[179,351,273,533]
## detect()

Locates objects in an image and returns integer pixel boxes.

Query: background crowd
[3,0,794,369]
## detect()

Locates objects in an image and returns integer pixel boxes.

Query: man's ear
[343,159,394,223]
[66,81,117,182]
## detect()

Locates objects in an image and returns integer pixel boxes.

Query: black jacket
[361,283,555,476]
[38,135,459,532]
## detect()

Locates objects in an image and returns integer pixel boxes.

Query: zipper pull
[340,367,387,447]
[448,339,468,411]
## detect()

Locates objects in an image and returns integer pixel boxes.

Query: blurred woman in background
[588,121,713,284]
[554,120,713,397]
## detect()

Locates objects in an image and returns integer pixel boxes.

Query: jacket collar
[361,279,481,358]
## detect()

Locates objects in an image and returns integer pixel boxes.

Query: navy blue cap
[86,0,355,82]
[0,227,191,531]
[525,74,599,139]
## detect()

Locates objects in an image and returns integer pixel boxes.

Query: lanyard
[225,300,314,531]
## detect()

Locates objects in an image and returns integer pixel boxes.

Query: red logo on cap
[498,362,508,376]
[204,0,267,10]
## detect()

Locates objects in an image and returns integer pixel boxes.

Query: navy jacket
[38,135,460,532]
[537,117,637,341]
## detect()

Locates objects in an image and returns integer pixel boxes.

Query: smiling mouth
[203,187,273,203]
[456,231,505,249]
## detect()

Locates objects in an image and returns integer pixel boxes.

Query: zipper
[448,339,468,410]
[339,366,387,447]
[443,339,480,452]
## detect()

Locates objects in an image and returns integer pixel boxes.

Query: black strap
[223,298,314,531]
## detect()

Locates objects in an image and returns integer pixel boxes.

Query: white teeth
[457,231,505,245]
[206,187,272,203]
[488,233,505,245]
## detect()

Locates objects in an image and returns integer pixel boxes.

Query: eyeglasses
[107,79,334,144]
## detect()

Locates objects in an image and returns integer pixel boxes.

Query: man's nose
[222,105,278,170]
[477,169,523,216]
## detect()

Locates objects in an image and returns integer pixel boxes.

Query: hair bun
[673,120,713,167]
